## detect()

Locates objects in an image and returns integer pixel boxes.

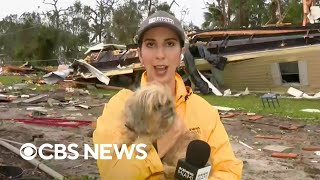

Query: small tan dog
[119,82,200,179]
[162,131,200,179]
[120,83,176,152]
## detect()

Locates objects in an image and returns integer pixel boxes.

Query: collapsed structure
[66,3,320,95]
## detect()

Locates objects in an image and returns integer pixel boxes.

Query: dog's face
[124,83,176,139]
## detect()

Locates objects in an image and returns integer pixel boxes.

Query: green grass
[30,83,59,91]
[92,90,320,123]
[63,175,99,180]
[0,75,29,86]
[89,88,120,96]
[200,94,320,123]
[0,75,58,91]
[2,75,319,123]
[0,75,119,96]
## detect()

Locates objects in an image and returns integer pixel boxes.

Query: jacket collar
[140,71,193,106]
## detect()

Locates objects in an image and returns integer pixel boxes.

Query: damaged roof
[84,43,126,55]
[187,24,320,58]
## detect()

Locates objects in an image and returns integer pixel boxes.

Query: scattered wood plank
[302,146,320,151]
[239,140,254,150]
[22,94,48,104]
[271,152,298,159]
[75,104,91,109]
[241,120,278,127]
[0,139,64,180]
[249,115,264,121]
[255,135,282,140]
[279,124,306,130]
[220,113,236,118]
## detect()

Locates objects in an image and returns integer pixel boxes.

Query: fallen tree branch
[70,80,123,90]
[0,139,64,180]
[241,119,278,127]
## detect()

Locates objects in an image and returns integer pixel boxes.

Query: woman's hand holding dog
[157,115,188,158]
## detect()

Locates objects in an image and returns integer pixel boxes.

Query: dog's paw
[163,164,176,180]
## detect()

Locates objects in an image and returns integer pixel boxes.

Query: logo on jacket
[189,127,201,134]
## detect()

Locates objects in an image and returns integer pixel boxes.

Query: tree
[137,0,177,16]
[229,0,268,28]
[0,6,88,66]
[43,0,69,29]
[281,0,304,25]
[153,1,175,15]
[66,1,90,45]
[15,12,42,63]
[112,1,142,44]
[0,14,20,62]
[202,3,225,29]
[137,0,159,16]
[35,26,56,66]
[184,21,200,32]
[84,0,118,43]
[202,0,306,29]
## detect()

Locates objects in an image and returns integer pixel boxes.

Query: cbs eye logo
[20,143,37,160]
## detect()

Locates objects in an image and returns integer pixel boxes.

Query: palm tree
[202,4,225,30]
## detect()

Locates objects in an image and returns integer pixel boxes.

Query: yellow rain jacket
[93,72,243,180]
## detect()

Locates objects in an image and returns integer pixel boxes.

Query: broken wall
[220,45,320,93]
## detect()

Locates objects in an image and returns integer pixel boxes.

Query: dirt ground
[0,87,319,180]
[224,114,320,180]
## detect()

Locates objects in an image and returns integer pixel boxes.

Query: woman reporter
[93,10,243,180]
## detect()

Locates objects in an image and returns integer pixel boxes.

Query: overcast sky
[0,0,206,27]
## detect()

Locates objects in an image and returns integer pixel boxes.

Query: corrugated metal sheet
[189,29,307,38]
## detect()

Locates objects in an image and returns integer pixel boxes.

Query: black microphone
[174,140,211,180]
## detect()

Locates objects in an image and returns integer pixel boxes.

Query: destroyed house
[78,24,320,95]
[189,24,320,94]
[80,43,140,76]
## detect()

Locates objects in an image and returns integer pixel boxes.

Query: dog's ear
[124,121,134,132]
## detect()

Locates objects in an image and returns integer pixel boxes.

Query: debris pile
[0,62,52,76]
[0,80,110,179]
[287,87,320,99]
[217,106,320,179]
